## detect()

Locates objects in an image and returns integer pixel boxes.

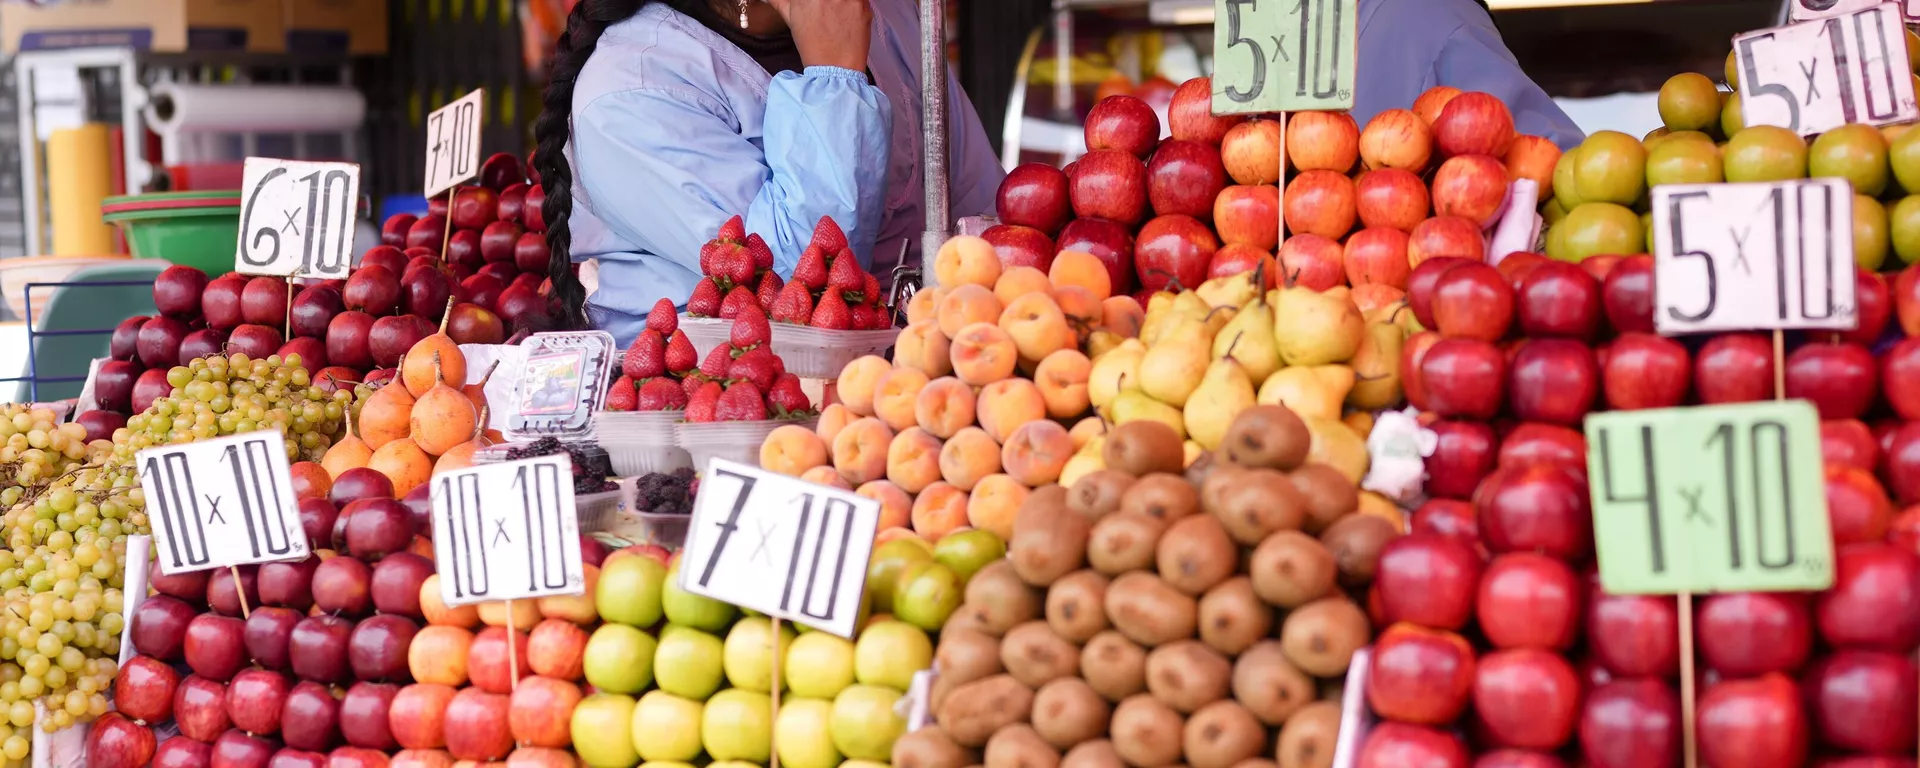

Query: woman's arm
[944,67,1009,221]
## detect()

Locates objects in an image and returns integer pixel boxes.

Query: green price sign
[1211,0,1358,114]
[1584,400,1834,596]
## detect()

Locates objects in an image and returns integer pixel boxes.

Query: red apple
[515,231,552,274]
[481,152,526,190]
[110,314,148,359]
[1056,218,1136,295]
[1276,233,1345,291]
[1358,722,1470,768]
[1408,216,1486,265]
[1360,108,1435,173]
[1070,150,1150,228]
[155,265,211,319]
[1696,592,1812,677]
[1601,332,1690,410]
[390,683,457,749]
[372,552,435,618]
[1474,751,1567,768]
[1881,337,1920,419]
[1368,623,1477,725]
[507,676,581,748]
[1167,77,1246,145]
[1843,267,1892,345]
[324,311,376,371]
[1478,553,1581,650]
[210,730,276,768]
[1406,257,1469,329]
[1497,251,1548,291]
[246,606,304,671]
[258,558,318,611]
[1419,338,1506,420]
[149,560,210,603]
[1889,422,1920,505]
[1374,533,1484,630]
[1579,679,1680,768]
[85,712,157,768]
[138,315,192,368]
[1220,118,1282,185]
[1286,111,1359,172]
[1147,139,1228,220]
[1432,154,1509,225]
[450,186,498,232]
[1508,338,1597,426]
[154,736,212,768]
[1697,674,1808,768]
[1400,331,1441,410]
[369,314,433,369]
[227,667,292,735]
[1497,423,1586,474]
[330,467,394,507]
[1134,214,1218,293]
[1434,91,1516,157]
[313,555,374,616]
[381,215,417,248]
[346,498,414,561]
[1411,498,1480,547]
[1430,262,1514,341]
[1282,170,1357,240]
[225,323,286,360]
[1473,648,1579,750]
[340,682,401,750]
[1822,419,1879,473]
[290,284,345,340]
[1343,227,1412,289]
[343,265,401,316]
[444,688,514,761]
[527,619,590,680]
[1355,168,1430,232]
[115,654,182,723]
[981,224,1055,271]
[523,185,548,232]
[1803,649,1918,753]
[1475,464,1592,561]
[1816,542,1920,652]
[996,163,1072,235]
[1602,255,1655,334]
[1895,263,1920,336]
[1425,419,1496,501]
[1785,341,1877,419]
[1213,184,1281,250]
[468,627,532,694]
[1207,244,1274,286]
[185,613,248,681]
[1693,332,1774,404]
[1515,261,1601,340]
[132,367,173,413]
[175,674,233,742]
[1587,591,1680,677]
[349,614,419,683]
[290,615,355,684]
[1084,95,1160,158]
[1828,464,1895,545]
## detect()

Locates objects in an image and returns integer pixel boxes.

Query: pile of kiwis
[892,405,1404,768]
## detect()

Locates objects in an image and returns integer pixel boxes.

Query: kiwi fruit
[1288,464,1360,532]
[1088,513,1168,576]
[1184,449,1218,489]
[1218,405,1310,470]
[1104,572,1199,646]
[1060,740,1124,768]
[1108,694,1186,768]
[1274,701,1341,768]
[1105,421,1186,476]
[964,560,1045,635]
[894,726,980,768]
[1247,531,1337,608]
[1209,468,1309,545]
[1181,700,1266,768]
[936,674,1037,747]
[1069,470,1137,520]
[1031,677,1113,749]
[1000,620,1082,688]
[945,603,998,636]
[1144,640,1233,713]
[1155,514,1237,595]
[1080,630,1149,702]
[1011,485,1089,586]
[1196,577,1271,656]
[1278,596,1370,677]
[931,628,1005,709]
[1118,473,1201,521]
[1228,761,1277,768]
[1319,513,1399,586]
[1229,641,1316,725]
[1046,570,1112,642]
[984,724,1060,768]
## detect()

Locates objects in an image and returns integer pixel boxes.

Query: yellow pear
[1183,441,1204,467]
[1089,345,1146,417]
[1347,323,1406,410]
[1256,366,1354,421]
[1076,435,1105,458]
[1362,299,1409,327]
[1358,491,1406,531]
[1139,293,1175,347]
[1196,273,1258,310]
[1060,453,1105,488]
[1138,317,1212,407]
[1212,299,1282,383]
[1113,389,1186,437]
[1273,286,1366,365]
[1303,415,1370,484]
[1087,329,1128,359]
[1184,356,1257,450]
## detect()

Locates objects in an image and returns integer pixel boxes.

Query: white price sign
[234,158,360,280]
[1651,179,1858,335]
[678,459,881,638]
[1788,0,1920,22]
[137,431,308,575]
[1735,4,1919,136]
[423,89,485,198]
[430,454,585,607]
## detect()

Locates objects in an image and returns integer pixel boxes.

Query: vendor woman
[533,0,1006,344]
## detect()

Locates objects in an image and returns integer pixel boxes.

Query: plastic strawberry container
[675,313,896,379]
[677,417,818,471]
[594,411,691,476]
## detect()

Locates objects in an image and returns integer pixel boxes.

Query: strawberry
[809,217,849,254]
[635,377,688,411]
[727,346,781,392]
[687,278,723,317]
[745,233,775,271]
[810,287,852,330]
[718,285,757,319]
[605,375,638,411]
[767,373,810,415]
[730,304,772,349]
[664,330,698,374]
[698,240,724,276]
[848,304,874,331]
[646,298,678,335]
[621,330,666,379]
[685,381,724,422]
[755,271,784,314]
[699,343,735,379]
[714,244,755,287]
[827,253,864,294]
[862,272,884,306]
[715,381,768,421]
[717,214,746,243]
[680,374,707,399]
[770,280,813,325]
[793,245,829,291]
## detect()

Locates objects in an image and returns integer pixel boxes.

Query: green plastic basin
[101,190,241,274]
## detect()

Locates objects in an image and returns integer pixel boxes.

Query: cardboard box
[282,0,389,56]
[0,0,285,55]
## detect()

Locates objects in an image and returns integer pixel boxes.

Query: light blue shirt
[1356,0,1585,151]
[565,2,1004,346]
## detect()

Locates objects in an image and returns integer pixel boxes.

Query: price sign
[234,158,361,280]
[137,431,308,575]
[1651,179,1857,335]
[1211,0,1357,114]
[430,454,585,607]
[1788,0,1920,22]
[423,89,485,198]
[1734,4,1918,136]
[678,459,881,638]
[1585,401,1834,596]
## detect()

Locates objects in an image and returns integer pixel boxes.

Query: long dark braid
[536,0,649,331]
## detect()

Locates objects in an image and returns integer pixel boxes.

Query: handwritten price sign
[1651,178,1858,335]
[423,89,485,198]
[1735,4,1919,136]
[235,158,360,280]
[1211,0,1357,114]
[138,432,308,575]
[429,454,586,607]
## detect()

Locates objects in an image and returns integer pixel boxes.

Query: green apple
[774,698,842,768]
[829,684,906,761]
[571,693,640,768]
[632,691,706,762]
[662,558,738,632]
[853,620,932,691]
[654,624,727,700]
[892,561,962,631]
[702,688,773,763]
[597,555,667,628]
[866,538,934,614]
[723,617,795,693]
[931,529,1005,586]
[784,631,857,698]
[584,624,658,694]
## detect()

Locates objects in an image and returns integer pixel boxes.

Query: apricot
[894,321,953,378]
[857,480,915,531]
[760,424,830,477]
[934,235,1003,288]
[938,284,1005,339]
[977,379,1047,443]
[1035,349,1093,419]
[1051,285,1102,344]
[914,377,978,439]
[831,417,895,486]
[368,437,432,496]
[1002,420,1075,487]
[1050,250,1113,301]
[938,427,1003,492]
[967,474,1030,541]
[906,286,946,325]
[951,323,1019,386]
[835,356,892,416]
[885,427,945,494]
[1101,295,1145,338]
[876,527,925,547]
[816,403,857,446]
[799,465,854,490]
[999,293,1073,363]
[872,367,932,432]
[910,482,971,540]
[994,265,1053,307]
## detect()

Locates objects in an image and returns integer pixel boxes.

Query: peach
[910,482,970,540]
[876,527,924,547]
[815,403,857,446]
[976,378,1047,443]
[1051,285,1101,344]
[857,480,914,531]
[759,424,829,478]
[799,465,854,491]
[906,286,945,325]
[830,417,895,486]
[934,235,1003,288]
[872,367,931,432]
[937,284,1004,339]
[994,266,1053,307]
[999,293,1073,363]
[1001,420,1075,486]
[967,474,1030,541]
[950,323,1019,386]
[1069,417,1107,450]
[1050,250,1113,301]
[885,427,945,494]
[938,427,1003,492]
[914,376,977,439]
[1034,349,1092,419]
[893,321,953,378]
[1101,295,1144,338]
[834,355,892,416]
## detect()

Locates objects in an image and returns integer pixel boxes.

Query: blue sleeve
[943,66,1007,221]
[1434,22,1586,151]
[572,66,892,277]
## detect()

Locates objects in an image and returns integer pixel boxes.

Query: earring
[738,0,749,29]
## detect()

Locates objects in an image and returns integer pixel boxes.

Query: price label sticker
[1585,401,1834,596]
[234,158,361,280]
[430,454,586,607]
[678,458,881,638]
[1211,0,1357,114]
[1789,0,1920,22]
[1651,179,1858,335]
[423,88,485,198]
[1735,4,1918,136]
[137,431,308,575]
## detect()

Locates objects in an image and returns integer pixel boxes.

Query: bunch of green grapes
[117,352,352,464]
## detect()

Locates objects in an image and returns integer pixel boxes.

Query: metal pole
[920,0,951,284]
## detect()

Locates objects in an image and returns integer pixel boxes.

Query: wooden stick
[769,617,782,768]
[505,599,519,692]
[284,274,295,341]
[1772,329,1786,400]
[229,566,250,619]
[1679,591,1697,768]
[439,188,456,262]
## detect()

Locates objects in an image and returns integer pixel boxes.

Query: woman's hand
[767,0,872,72]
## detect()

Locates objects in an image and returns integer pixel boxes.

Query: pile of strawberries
[687,215,893,330]
[606,298,811,421]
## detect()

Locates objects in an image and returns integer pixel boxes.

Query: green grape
[3,734,25,759]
